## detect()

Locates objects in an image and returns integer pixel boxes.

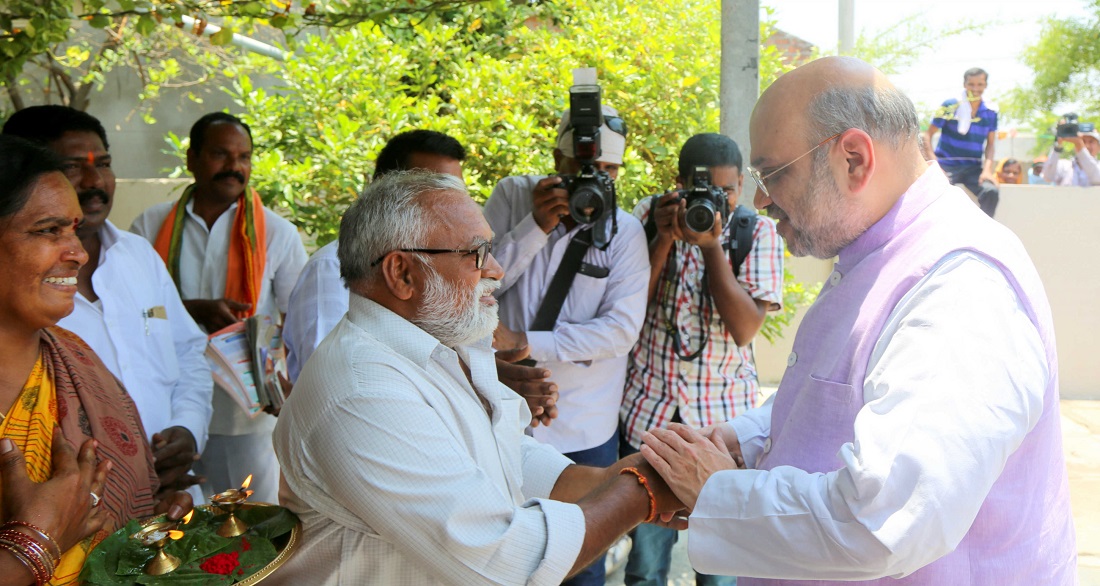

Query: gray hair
[338,170,468,285]
[806,84,919,150]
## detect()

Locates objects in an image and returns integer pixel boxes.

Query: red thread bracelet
[619,466,657,523]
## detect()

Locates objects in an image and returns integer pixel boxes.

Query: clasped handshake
[636,421,748,524]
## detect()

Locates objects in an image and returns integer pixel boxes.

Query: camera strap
[661,204,757,362]
[529,227,594,332]
[724,205,758,278]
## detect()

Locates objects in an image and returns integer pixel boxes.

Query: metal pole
[176,15,287,61]
[720,0,760,207]
[839,0,855,55]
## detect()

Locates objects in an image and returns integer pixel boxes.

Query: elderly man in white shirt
[283,129,559,427]
[3,106,212,501]
[271,170,683,586]
[283,129,466,382]
[131,113,307,504]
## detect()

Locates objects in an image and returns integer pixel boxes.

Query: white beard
[414,266,500,348]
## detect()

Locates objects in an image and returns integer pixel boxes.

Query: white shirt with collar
[130,196,308,436]
[58,220,212,451]
[483,175,650,454]
[271,295,585,586]
[282,240,346,383]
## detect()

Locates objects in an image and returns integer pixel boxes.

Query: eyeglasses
[370,241,493,269]
[604,116,628,138]
[747,132,842,198]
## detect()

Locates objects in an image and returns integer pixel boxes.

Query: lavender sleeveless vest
[741,167,1075,585]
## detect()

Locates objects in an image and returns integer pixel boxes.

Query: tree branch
[3,74,26,111]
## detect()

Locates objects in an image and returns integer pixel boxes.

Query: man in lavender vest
[639,56,1077,585]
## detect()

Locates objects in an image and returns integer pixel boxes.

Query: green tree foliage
[849,13,989,76]
[170,0,812,340]
[0,0,495,82]
[2,17,240,120]
[1000,6,1100,152]
[215,0,790,245]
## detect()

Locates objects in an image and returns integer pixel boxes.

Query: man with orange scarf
[131,113,307,504]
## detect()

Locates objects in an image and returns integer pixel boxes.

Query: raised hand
[531,176,570,233]
[0,429,109,553]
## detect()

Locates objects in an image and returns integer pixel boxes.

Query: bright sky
[767,0,1092,127]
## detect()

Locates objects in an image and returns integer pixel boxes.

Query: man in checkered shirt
[620,133,785,586]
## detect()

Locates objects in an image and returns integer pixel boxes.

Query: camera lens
[685,199,717,232]
[568,182,605,224]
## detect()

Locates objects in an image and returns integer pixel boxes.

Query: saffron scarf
[0,329,158,584]
[152,184,267,318]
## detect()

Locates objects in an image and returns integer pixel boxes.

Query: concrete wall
[996,185,1100,400]
[111,178,191,231]
[110,180,1098,399]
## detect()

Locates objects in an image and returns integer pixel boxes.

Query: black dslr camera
[558,79,617,249]
[681,166,730,233]
[1057,113,1080,138]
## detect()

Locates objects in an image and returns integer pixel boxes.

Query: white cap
[1081,129,1100,142]
[555,104,626,165]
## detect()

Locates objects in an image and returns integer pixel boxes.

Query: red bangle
[0,536,50,585]
[619,466,657,524]
[2,522,60,564]
[0,529,54,580]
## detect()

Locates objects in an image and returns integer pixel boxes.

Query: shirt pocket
[771,375,859,473]
[563,272,609,322]
[146,314,182,384]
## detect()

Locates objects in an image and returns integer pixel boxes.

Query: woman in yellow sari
[0,135,191,585]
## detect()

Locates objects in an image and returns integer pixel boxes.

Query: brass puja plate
[81,502,301,585]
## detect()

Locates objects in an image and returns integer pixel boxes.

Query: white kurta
[282,240,345,383]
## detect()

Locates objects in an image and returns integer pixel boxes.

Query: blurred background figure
[1029,157,1051,185]
[995,158,1023,185]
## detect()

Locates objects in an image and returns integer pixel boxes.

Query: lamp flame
[181,510,194,525]
[168,530,184,540]
[241,474,253,490]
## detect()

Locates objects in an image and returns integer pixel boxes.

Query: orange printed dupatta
[152,184,267,318]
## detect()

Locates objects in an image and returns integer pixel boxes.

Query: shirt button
[787,352,797,367]
[763,438,772,453]
[829,271,842,286]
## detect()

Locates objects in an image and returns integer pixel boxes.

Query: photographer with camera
[620,133,784,586]
[483,84,649,585]
[1041,114,1100,186]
